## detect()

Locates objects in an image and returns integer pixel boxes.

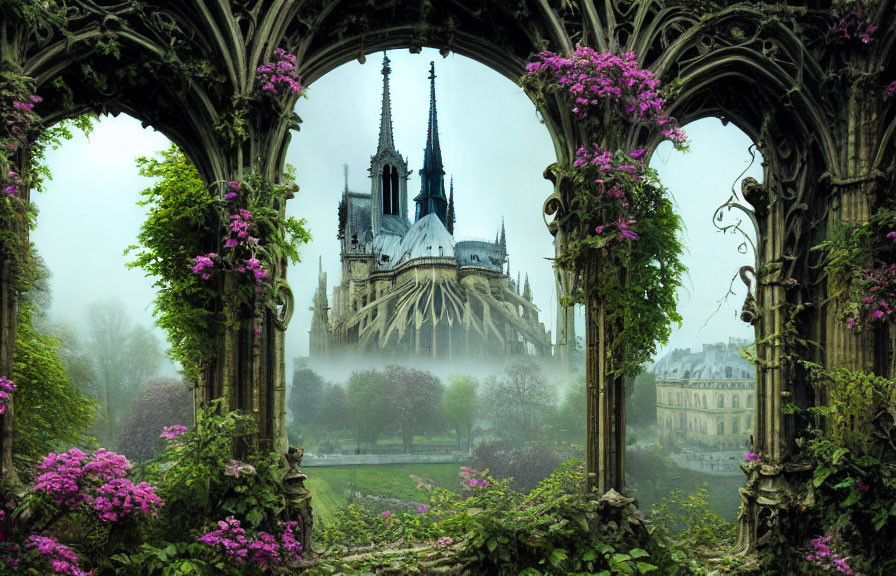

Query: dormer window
[439,246,444,256]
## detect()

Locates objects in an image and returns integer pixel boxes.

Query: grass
[305,463,462,525]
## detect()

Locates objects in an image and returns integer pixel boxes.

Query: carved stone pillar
[824,180,876,373]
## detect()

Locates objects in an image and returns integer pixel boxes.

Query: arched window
[391,167,400,215]
[732,395,740,409]
[732,417,740,434]
[747,395,754,408]
[702,394,708,409]
[717,395,725,409]
[382,164,393,215]
[683,370,690,379]
[725,366,733,378]
[717,420,725,435]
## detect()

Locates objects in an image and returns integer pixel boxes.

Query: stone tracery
[1,0,894,554]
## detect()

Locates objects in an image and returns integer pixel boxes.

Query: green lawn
[305,463,463,525]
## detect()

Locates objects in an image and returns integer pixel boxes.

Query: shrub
[116,378,193,462]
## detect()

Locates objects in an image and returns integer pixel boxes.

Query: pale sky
[32,48,760,379]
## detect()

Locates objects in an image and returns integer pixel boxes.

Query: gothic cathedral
[309,54,551,360]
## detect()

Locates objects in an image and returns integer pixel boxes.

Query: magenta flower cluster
[2,94,42,195]
[806,535,859,575]
[26,536,92,576]
[33,448,163,522]
[198,516,303,570]
[160,424,188,439]
[191,181,269,287]
[846,263,896,328]
[830,1,878,44]
[885,81,896,101]
[460,467,489,489]
[0,377,15,415]
[744,452,760,462]
[525,46,686,146]
[257,49,303,97]
[192,253,218,280]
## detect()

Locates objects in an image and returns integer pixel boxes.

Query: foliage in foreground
[310,460,681,576]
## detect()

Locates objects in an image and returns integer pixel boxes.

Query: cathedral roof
[654,339,755,381]
[392,213,456,266]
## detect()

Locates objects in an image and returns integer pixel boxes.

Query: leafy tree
[384,365,444,453]
[126,145,219,382]
[443,375,478,452]
[556,378,586,445]
[11,303,96,460]
[117,378,194,461]
[627,370,657,427]
[84,298,163,446]
[320,383,349,433]
[288,359,325,428]
[346,370,392,451]
[10,249,94,460]
[484,358,555,446]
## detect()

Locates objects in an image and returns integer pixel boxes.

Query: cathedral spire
[447,177,456,234]
[499,218,507,256]
[415,61,448,224]
[377,53,396,154]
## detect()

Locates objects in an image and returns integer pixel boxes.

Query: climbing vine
[521,47,687,376]
[129,147,310,381]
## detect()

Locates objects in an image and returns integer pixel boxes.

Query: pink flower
[744,452,760,462]
[417,505,428,514]
[381,510,391,518]
[436,536,455,547]
[3,186,17,195]
[226,181,242,191]
[160,425,188,440]
[224,192,239,200]
[847,317,857,328]
[856,480,869,492]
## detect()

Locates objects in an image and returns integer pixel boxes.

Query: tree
[346,370,392,451]
[443,375,478,452]
[626,370,657,428]
[117,378,194,461]
[288,359,325,428]
[319,383,349,433]
[10,249,94,460]
[84,298,163,446]
[484,358,555,445]
[126,145,220,382]
[384,365,444,453]
[556,378,586,445]
[12,303,96,460]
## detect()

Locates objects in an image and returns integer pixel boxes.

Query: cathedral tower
[370,53,409,236]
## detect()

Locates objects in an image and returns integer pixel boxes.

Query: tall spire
[423,61,443,172]
[499,218,507,256]
[415,61,448,224]
[343,164,349,193]
[447,177,456,235]
[377,52,396,153]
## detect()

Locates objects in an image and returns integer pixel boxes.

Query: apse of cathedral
[309,54,551,360]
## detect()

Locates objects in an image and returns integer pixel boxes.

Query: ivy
[521,48,687,377]
[127,146,221,382]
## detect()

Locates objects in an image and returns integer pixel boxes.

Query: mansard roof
[654,339,755,381]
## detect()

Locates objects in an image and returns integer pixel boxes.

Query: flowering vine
[521,46,687,376]
[829,0,879,44]
[191,173,309,336]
